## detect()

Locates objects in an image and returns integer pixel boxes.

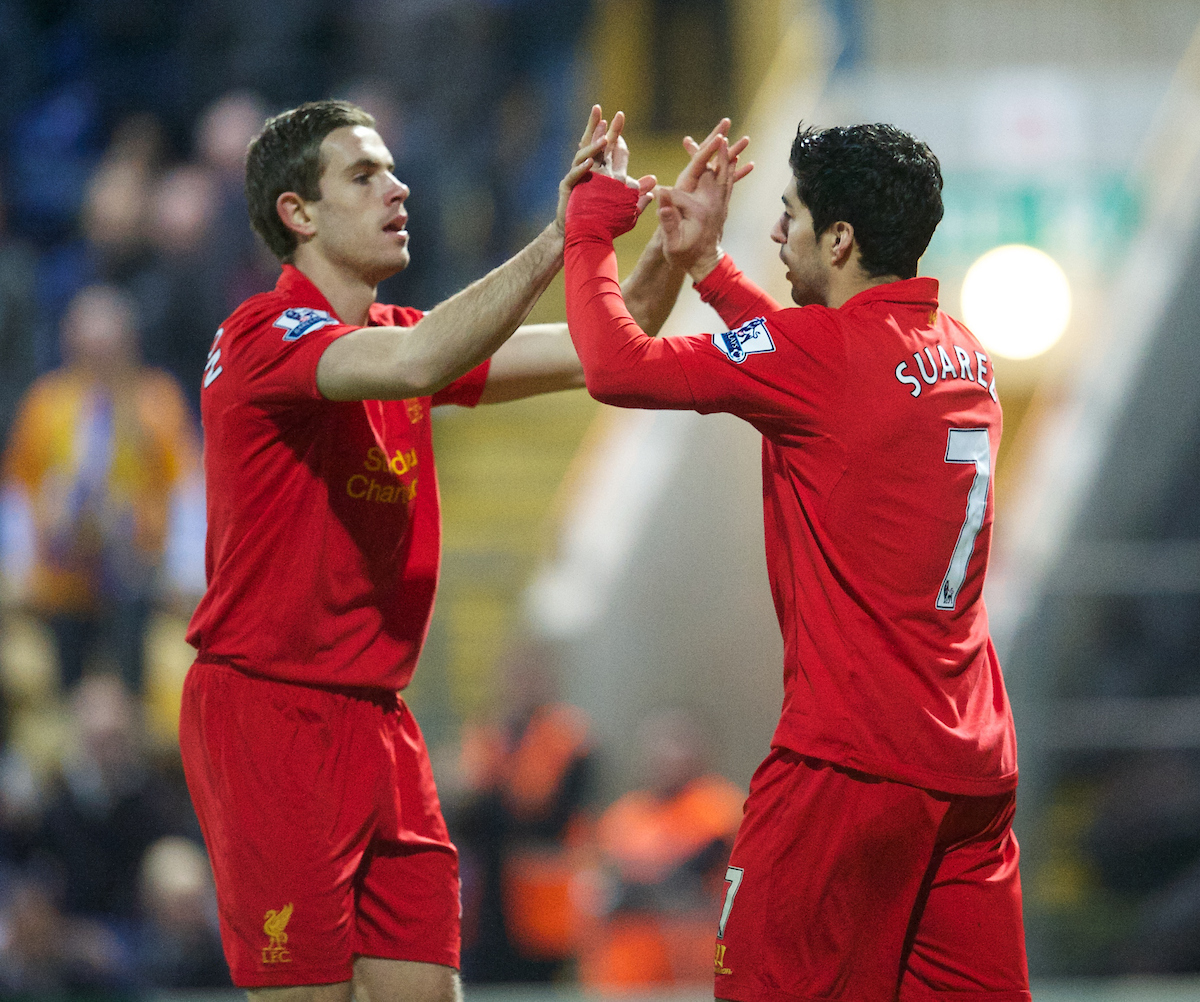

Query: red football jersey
[186,265,489,690]
[565,175,1017,795]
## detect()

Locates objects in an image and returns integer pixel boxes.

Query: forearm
[477,323,584,403]
[620,228,687,337]
[564,180,694,409]
[318,223,564,401]
[477,228,689,404]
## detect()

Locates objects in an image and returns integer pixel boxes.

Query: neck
[826,269,903,309]
[291,247,378,326]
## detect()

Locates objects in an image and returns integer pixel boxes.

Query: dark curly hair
[788,123,943,279]
[245,100,376,262]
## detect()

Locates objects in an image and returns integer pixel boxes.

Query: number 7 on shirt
[937,428,990,612]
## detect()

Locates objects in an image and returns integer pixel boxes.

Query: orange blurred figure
[578,709,743,990]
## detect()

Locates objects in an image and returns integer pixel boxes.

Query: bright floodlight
[960,245,1071,360]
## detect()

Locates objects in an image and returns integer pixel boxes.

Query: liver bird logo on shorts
[262,903,294,963]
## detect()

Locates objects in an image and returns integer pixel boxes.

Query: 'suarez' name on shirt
[895,344,998,402]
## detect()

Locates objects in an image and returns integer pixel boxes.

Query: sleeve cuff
[694,253,741,302]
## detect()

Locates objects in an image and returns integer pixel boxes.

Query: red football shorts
[179,660,460,988]
[714,749,1030,1002]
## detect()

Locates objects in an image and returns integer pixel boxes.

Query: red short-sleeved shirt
[565,175,1017,796]
[186,264,489,690]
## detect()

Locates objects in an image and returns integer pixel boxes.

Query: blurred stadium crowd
[0,0,754,992]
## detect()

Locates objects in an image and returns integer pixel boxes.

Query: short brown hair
[245,100,376,262]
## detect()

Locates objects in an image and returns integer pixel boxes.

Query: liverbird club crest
[262,903,294,963]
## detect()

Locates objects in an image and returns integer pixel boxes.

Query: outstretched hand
[656,119,753,278]
[587,109,657,213]
[557,106,657,234]
[556,105,609,235]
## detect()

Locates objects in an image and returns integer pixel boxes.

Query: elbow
[582,368,635,408]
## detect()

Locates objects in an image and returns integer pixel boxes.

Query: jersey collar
[276,264,340,318]
[839,276,939,311]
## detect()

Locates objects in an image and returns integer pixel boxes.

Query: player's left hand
[556,105,611,236]
[655,121,751,278]
[589,110,657,214]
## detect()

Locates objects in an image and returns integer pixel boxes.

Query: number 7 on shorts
[718,865,744,939]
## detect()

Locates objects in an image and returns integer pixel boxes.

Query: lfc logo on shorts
[714,942,733,975]
[262,903,294,964]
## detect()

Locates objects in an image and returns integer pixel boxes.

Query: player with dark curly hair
[563,116,1028,1002]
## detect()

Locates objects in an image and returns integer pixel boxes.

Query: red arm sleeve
[565,174,841,427]
[695,255,783,329]
[564,174,697,409]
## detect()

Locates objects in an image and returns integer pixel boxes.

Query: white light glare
[960,245,1071,361]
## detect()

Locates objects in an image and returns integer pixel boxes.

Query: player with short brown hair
[179,100,747,1002]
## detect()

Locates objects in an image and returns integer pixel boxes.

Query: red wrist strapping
[565,173,640,247]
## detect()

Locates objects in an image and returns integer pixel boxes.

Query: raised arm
[563,120,711,409]
[316,109,609,402]
[453,113,761,406]
[654,124,781,328]
[477,113,750,404]
[620,120,754,336]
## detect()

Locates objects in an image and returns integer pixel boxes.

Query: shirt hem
[192,653,404,699]
[769,733,1018,797]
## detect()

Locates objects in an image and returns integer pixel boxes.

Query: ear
[827,220,855,267]
[276,191,317,242]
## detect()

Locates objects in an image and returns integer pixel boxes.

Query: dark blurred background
[1,0,1199,996]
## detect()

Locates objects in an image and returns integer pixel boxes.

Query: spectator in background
[453,649,596,983]
[32,112,164,374]
[134,836,229,988]
[1,285,200,692]
[0,180,37,452]
[490,0,593,255]
[136,165,226,415]
[578,709,743,990]
[33,675,198,922]
[193,90,279,316]
[0,873,129,994]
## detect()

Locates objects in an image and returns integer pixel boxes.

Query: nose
[770,216,786,245]
[387,175,410,204]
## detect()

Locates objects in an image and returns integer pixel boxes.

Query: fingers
[697,118,732,150]
[683,118,734,159]
[573,132,606,169]
[610,134,630,177]
[604,111,626,164]
[732,160,755,183]
[680,124,749,183]
[578,105,602,149]
[712,137,731,189]
[683,131,725,186]
[626,173,655,213]
[562,154,596,190]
